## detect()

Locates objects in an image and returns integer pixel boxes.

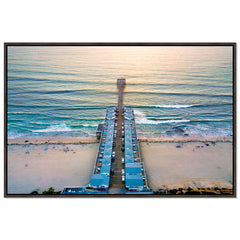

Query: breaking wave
[134,109,190,125]
[82,124,98,127]
[136,119,190,125]
[32,123,72,133]
[153,105,193,108]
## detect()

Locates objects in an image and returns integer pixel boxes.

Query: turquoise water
[7,46,233,139]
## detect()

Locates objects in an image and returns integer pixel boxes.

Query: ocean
[7,46,233,139]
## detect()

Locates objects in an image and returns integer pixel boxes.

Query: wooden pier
[61,78,152,195]
[109,79,126,193]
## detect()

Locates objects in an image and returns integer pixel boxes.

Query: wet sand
[138,136,233,143]
[140,141,233,191]
[8,136,98,145]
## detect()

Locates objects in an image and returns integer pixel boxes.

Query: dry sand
[140,141,233,191]
[7,143,98,194]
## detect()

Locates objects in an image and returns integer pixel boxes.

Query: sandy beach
[140,140,233,191]
[7,136,233,194]
[7,142,98,194]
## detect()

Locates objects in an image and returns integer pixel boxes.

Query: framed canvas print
[4,43,236,197]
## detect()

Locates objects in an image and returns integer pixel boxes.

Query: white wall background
[0,1,239,240]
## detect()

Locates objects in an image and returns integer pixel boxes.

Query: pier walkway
[109,79,125,191]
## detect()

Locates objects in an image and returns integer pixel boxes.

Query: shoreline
[138,136,232,143]
[7,136,99,145]
[7,135,233,145]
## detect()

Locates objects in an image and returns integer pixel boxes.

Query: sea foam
[136,119,190,125]
[134,109,190,125]
[154,105,193,108]
[32,123,72,133]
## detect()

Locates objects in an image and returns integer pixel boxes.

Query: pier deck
[109,80,125,190]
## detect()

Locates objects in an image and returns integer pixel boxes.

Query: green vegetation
[42,187,56,195]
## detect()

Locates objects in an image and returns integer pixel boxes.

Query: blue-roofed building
[104,143,112,148]
[125,163,142,175]
[102,156,111,165]
[125,150,134,158]
[125,155,135,163]
[125,175,144,190]
[103,148,112,157]
[100,165,111,175]
[90,174,110,188]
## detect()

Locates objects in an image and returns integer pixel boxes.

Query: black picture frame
[4,42,237,198]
